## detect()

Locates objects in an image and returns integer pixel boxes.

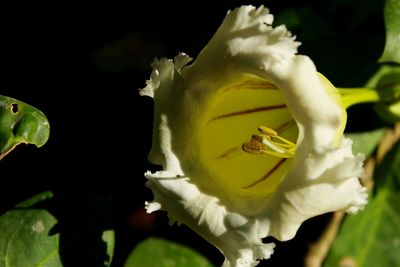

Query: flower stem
[338,88,381,109]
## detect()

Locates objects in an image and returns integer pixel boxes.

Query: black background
[0,1,386,266]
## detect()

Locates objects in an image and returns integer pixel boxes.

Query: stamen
[258,126,277,137]
[261,137,286,154]
[242,139,267,154]
[242,126,296,158]
[274,135,295,146]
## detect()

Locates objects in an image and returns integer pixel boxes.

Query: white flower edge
[141,5,368,267]
[144,115,275,267]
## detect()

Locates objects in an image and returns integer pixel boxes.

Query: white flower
[140,5,367,267]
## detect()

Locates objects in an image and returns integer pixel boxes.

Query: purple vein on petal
[276,119,296,134]
[242,158,287,189]
[223,81,278,91]
[215,146,242,160]
[210,104,287,121]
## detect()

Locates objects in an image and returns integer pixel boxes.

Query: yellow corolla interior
[317,73,347,147]
[199,76,299,197]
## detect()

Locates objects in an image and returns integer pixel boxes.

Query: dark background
[0,1,386,266]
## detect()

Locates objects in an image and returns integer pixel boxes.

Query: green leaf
[365,65,400,123]
[0,191,62,267]
[324,141,400,267]
[345,128,384,157]
[379,0,400,64]
[375,71,400,123]
[366,65,400,88]
[124,238,215,267]
[0,95,50,160]
[0,191,115,267]
[102,230,115,267]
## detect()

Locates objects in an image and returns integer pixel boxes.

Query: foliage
[0,0,399,267]
[124,238,214,267]
[324,141,400,267]
[0,192,62,267]
[379,0,400,63]
[0,191,114,267]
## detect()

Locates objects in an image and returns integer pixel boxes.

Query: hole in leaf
[11,103,19,113]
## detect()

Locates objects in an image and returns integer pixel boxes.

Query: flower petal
[267,138,367,240]
[141,5,368,267]
[183,5,300,84]
[146,170,276,267]
[144,116,276,266]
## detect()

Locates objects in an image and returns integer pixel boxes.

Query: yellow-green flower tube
[141,6,367,267]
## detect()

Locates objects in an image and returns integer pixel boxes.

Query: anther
[258,126,277,137]
[242,140,267,154]
[251,134,269,143]
[242,126,296,158]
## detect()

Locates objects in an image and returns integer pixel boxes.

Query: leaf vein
[4,217,25,267]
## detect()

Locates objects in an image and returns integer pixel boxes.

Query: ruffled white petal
[140,5,367,267]
[144,116,275,267]
[146,170,276,267]
[266,138,367,240]
[183,6,300,85]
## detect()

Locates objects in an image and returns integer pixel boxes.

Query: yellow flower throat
[198,76,298,197]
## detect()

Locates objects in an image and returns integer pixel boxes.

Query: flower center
[198,76,298,197]
[242,126,296,158]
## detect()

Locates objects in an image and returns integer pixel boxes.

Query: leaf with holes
[0,191,62,267]
[124,238,215,267]
[0,95,50,160]
[379,0,400,63]
[324,141,400,267]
